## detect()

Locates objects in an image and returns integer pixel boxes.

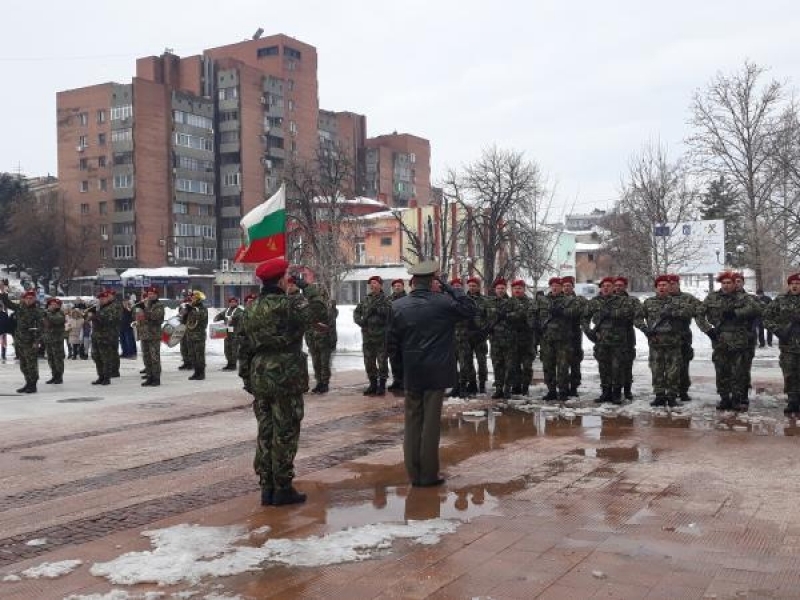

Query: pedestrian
[138,287,165,387]
[388,260,477,487]
[80,313,91,359]
[698,271,762,411]
[508,279,537,396]
[305,283,338,394]
[177,296,194,371]
[755,288,773,348]
[43,298,66,385]
[108,290,122,377]
[668,274,702,402]
[0,299,12,362]
[353,275,391,396]
[183,290,209,381]
[65,308,84,360]
[214,297,245,370]
[763,273,800,415]
[486,278,517,399]
[537,277,580,401]
[465,277,490,395]
[119,299,137,358]
[387,278,407,392]
[240,258,310,506]
[613,276,640,400]
[87,291,118,386]
[560,276,587,397]
[0,284,42,393]
[636,275,692,407]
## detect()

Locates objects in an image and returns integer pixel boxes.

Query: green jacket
[636,294,694,347]
[353,291,391,343]
[91,302,119,343]
[184,303,208,341]
[698,289,761,350]
[536,293,583,344]
[42,310,66,345]
[764,292,800,353]
[138,299,165,342]
[0,293,43,344]
[582,293,638,346]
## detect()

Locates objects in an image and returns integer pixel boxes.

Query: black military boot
[679,391,692,403]
[466,381,478,396]
[716,393,733,411]
[502,386,512,400]
[731,394,746,412]
[542,387,559,402]
[594,386,611,404]
[140,368,147,374]
[558,388,570,401]
[511,384,522,395]
[376,378,386,396]
[363,378,377,396]
[317,382,329,394]
[785,394,800,416]
[521,384,530,397]
[52,375,63,385]
[272,486,307,506]
[91,378,104,385]
[623,383,633,400]
[188,368,205,381]
[16,382,30,393]
[650,395,666,407]
[448,386,461,398]
[260,487,274,506]
[310,382,322,393]
[478,380,486,394]
[141,376,153,386]
[567,384,579,397]
[611,387,623,405]
[387,379,402,391]
[490,387,504,400]
[665,395,678,408]
[110,371,120,378]
[24,382,37,394]
[178,363,192,370]
[100,377,111,386]
[223,363,237,371]
[45,377,56,384]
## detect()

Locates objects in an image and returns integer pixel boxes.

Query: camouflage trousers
[490,337,517,391]
[744,344,756,391]
[186,337,206,370]
[91,338,116,379]
[568,337,584,388]
[180,336,193,367]
[141,339,161,377]
[468,336,489,384]
[711,345,751,397]
[455,338,471,387]
[513,335,536,388]
[308,340,332,385]
[778,351,800,395]
[621,343,636,387]
[680,342,694,394]
[44,341,65,378]
[362,338,388,380]
[648,344,682,397]
[252,392,304,490]
[541,339,572,393]
[16,340,39,384]
[594,343,624,388]
[110,338,120,375]
[224,336,240,367]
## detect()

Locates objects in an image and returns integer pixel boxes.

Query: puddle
[56,396,102,403]
[19,455,46,461]
[136,402,175,409]
[571,445,655,463]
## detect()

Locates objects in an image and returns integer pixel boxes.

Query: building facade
[364,133,431,208]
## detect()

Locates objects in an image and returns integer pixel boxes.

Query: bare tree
[688,61,787,290]
[605,142,700,279]
[284,148,362,300]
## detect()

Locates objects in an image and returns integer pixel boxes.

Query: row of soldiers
[353,270,800,415]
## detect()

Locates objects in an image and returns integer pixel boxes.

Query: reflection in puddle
[572,445,655,463]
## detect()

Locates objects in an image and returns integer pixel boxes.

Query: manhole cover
[20,455,46,461]
[137,402,175,409]
[57,397,102,403]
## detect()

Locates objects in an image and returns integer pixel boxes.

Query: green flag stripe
[247,208,286,241]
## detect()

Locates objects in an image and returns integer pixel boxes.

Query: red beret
[255,257,289,281]
[788,273,800,285]
[614,276,628,285]
[244,293,257,303]
[145,286,159,295]
[108,289,117,296]
[733,272,745,280]
[667,274,680,282]
[717,271,735,283]
[96,290,107,299]
[391,279,404,286]
[368,275,383,285]
[493,277,506,287]
[450,278,462,285]
[511,279,526,287]
[227,297,239,303]
[548,277,562,286]
[466,277,480,285]
[21,290,37,299]
[561,276,575,284]
[46,297,62,306]
[654,274,671,286]
[599,277,615,286]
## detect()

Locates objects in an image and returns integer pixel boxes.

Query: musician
[0,283,43,393]
[214,297,244,370]
[183,290,209,381]
[177,295,194,371]
[88,290,118,386]
[137,287,165,386]
[43,298,66,385]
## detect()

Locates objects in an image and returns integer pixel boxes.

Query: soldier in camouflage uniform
[138,287,165,387]
[88,290,118,386]
[582,277,639,404]
[240,258,310,506]
[43,298,66,385]
[183,290,209,381]
[635,275,693,407]
[509,279,537,396]
[388,279,407,392]
[353,275,391,396]
[305,283,338,394]
[0,285,43,393]
[668,274,701,402]
[613,277,640,400]
[697,271,762,411]
[561,276,587,397]
[108,290,122,378]
[214,297,244,370]
[486,278,518,399]
[735,272,758,406]
[763,272,800,415]
[537,277,582,401]
[178,295,193,370]
[466,277,489,394]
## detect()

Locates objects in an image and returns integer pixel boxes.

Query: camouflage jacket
[138,299,165,342]
[239,284,309,396]
[184,303,208,341]
[635,294,694,347]
[563,292,588,342]
[304,286,338,348]
[485,294,520,342]
[466,292,490,340]
[91,302,119,343]
[42,310,66,344]
[581,293,638,346]
[391,290,407,302]
[763,292,800,353]
[214,305,245,333]
[0,293,43,343]
[508,295,537,342]
[698,289,761,351]
[671,291,701,343]
[536,293,583,344]
[615,292,641,348]
[353,291,391,343]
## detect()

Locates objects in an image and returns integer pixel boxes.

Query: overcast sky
[2,0,800,217]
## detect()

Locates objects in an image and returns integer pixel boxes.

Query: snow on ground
[64,591,231,600]
[19,559,82,579]
[89,520,458,586]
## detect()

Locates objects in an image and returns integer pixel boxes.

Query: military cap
[654,274,671,286]
[548,277,562,286]
[599,276,615,286]
[511,279,526,288]
[733,272,745,281]
[407,260,439,277]
[561,276,575,284]
[244,293,258,303]
[255,257,289,281]
[788,273,800,285]
[667,274,680,282]
[368,275,383,284]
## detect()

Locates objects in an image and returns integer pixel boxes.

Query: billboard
[653,219,725,274]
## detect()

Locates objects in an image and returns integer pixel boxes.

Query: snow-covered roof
[574,242,602,252]
[356,209,406,221]
[120,267,191,279]
[342,266,410,282]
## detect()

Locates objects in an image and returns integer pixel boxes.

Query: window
[587,253,595,262]
[79,158,88,170]
[115,198,133,212]
[113,174,133,189]
[99,201,107,214]
[172,202,188,214]
[198,205,213,217]
[221,196,241,207]
[173,110,213,130]
[173,132,213,151]
[285,59,296,71]
[220,130,239,143]
[99,224,108,236]
[283,46,302,60]
[218,87,238,101]
[78,112,88,126]
[223,172,240,187]
[80,202,89,213]
[175,155,214,172]
[220,217,240,229]
[98,179,107,192]
[287,99,295,112]
[219,110,239,122]
[176,178,211,194]
[97,109,106,124]
[410,153,416,164]
[110,105,133,120]
[98,133,106,146]
[288,120,297,135]
[111,128,132,143]
[287,79,295,91]
[100,247,107,259]
[113,223,135,235]
[113,245,135,259]
[98,155,106,167]
[264,116,283,129]
[80,181,89,193]
[204,247,216,261]
[257,45,279,58]
[78,135,88,149]
[172,222,216,238]
[380,236,393,247]
[113,151,133,166]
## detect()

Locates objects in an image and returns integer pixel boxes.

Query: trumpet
[83,306,97,319]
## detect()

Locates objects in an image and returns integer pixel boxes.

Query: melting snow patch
[21,559,82,579]
[64,592,168,600]
[2,574,22,582]
[90,520,458,586]
[25,538,48,546]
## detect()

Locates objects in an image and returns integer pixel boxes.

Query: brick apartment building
[56,34,430,276]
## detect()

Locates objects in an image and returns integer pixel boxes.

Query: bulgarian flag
[234,184,287,263]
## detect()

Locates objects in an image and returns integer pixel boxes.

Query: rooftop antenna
[253,28,264,40]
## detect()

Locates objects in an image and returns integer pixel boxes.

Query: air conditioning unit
[76,145,85,152]
[101,234,108,241]
[264,159,273,169]
[221,258,230,271]
[260,96,267,105]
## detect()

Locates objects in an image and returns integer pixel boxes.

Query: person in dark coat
[388,260,477,487]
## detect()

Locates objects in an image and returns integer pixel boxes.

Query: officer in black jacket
[388,260,477,487]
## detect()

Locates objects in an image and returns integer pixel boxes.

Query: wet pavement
[2,351,800,599]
